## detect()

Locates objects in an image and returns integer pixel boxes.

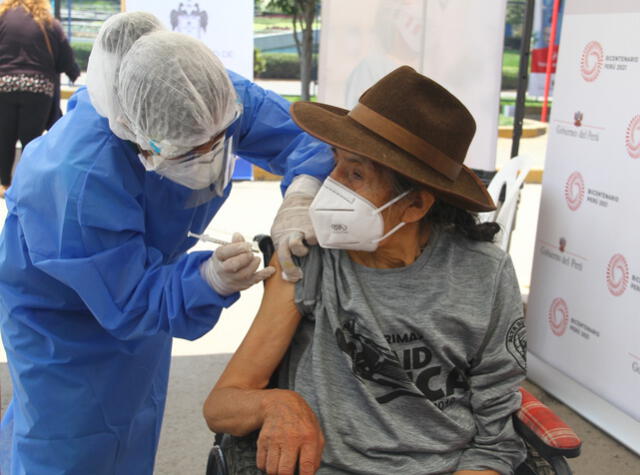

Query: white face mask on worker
[308,177,410,252]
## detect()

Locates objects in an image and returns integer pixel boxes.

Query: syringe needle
[187,231,260,253]
[187,231,227,245]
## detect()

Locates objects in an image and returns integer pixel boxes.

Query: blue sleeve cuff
[172,251,240,340]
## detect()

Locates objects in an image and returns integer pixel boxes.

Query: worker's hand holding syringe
[191,231,275,296]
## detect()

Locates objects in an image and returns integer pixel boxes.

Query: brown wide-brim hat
[291,66,495,212]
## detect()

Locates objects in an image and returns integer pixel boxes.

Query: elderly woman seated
[203,66,527,475]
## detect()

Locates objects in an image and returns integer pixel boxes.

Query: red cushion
[517,388,582,451]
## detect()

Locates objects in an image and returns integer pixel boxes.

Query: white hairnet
[86,12,164,140]
[117,31,237,159]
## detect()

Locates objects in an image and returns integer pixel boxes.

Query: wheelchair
[206,236,582,475]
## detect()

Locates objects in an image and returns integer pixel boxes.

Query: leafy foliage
[254,48,267,77]
[71,41,92,71]
[256,52,318,80]
[506,1,526,28]
[266,0,320,99]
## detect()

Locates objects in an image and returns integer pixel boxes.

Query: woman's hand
[257,389,325,475]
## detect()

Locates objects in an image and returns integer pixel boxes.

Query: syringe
[187,231,260,254]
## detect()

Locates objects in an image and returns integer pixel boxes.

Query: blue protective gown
[0,70,333,475]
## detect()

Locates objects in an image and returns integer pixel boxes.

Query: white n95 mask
[308,177,411,251]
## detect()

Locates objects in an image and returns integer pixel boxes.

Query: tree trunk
[297,1,316,101]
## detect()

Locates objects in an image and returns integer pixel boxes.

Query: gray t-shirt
[279,228,527,474]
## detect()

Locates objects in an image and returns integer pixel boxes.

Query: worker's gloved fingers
[288,233,310,258]
[303,232,318,247]
[215,240,252,261]
[277,236,295,272]
[251,266,276,285]
[270,174,321,279]
[232,256,262,284]
[231,232,245,243]
[220,250,255,274]
[277,237,303,282]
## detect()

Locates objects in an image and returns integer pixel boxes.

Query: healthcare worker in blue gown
[0,12,332,475]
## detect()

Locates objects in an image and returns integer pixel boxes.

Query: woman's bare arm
[203,253,302,434]
[203,253,324,474]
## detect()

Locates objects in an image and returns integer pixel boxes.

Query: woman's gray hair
[384,164,500,243]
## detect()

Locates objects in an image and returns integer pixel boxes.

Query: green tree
[267,0,319,100]
[506,1,526,36]
[254,48,267,77]
[254,0,267,15]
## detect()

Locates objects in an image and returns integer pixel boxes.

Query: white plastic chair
[478,155,532,251]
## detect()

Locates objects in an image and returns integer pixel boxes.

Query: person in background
[344,0,423,108]
[0,0,80,198]
[0,11,331,475]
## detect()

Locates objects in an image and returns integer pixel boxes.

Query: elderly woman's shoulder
[440,228,510,269]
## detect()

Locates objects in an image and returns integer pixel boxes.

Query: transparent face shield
[139,105,243,208]
[183,107,242,208]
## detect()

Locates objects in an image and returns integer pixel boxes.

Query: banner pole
[511,0,536,159]
[541,0,561,123]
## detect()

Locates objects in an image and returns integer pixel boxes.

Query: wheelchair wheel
[206,444,228,475]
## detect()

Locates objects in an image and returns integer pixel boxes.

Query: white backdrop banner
[318,0,506,171]
[123,0,253,78]
[527,0,640,447]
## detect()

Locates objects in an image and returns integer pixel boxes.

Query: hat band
[348,103,462,181]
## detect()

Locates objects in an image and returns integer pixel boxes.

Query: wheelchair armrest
[514,387,582,460]
[253,234,275,266]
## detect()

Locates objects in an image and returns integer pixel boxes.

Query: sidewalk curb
[498,120,548,139]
